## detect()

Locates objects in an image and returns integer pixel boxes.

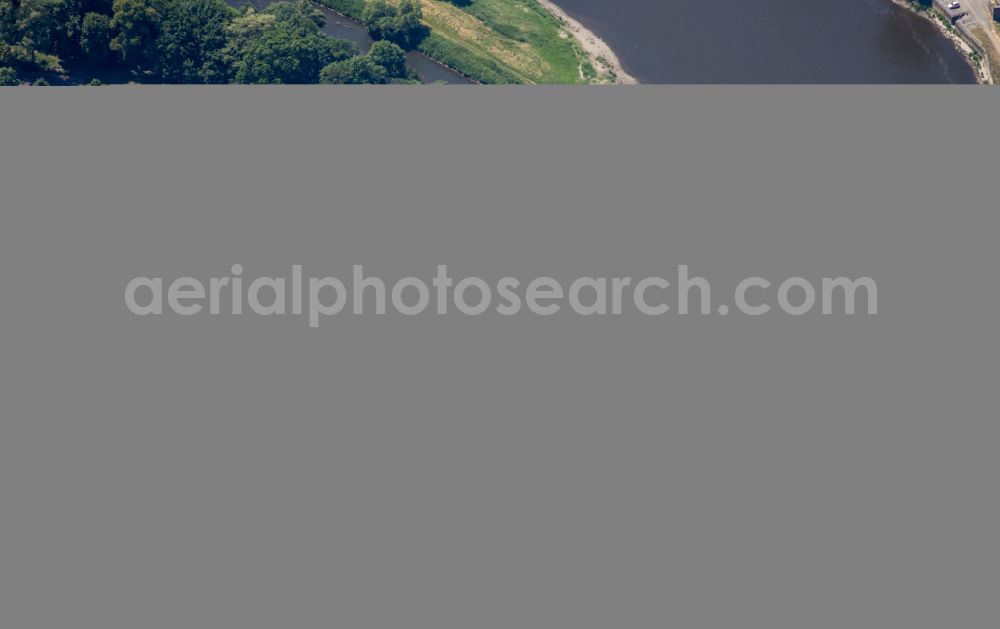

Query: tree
[16,0,77,59]
[80,11,111,64]
[1,1,21,46]
[319,40,410,84]
[0,41,34,69]
[0,64,18,84]
[265,0,323,34]
[393,0,424,48]
[367,39,405,79]
[152,0,234,82]
[221,3,353,84]
[1,0,367,84]
[109,0,160,70]
[360,0,425,49]
[359,0,394,29]
[319,55,386,84]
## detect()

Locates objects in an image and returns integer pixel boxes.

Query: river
[230,0,473,83]
[235,0,975,84]
[551,0,976,83]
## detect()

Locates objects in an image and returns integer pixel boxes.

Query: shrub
[320,55,387,83]
[0,66,19,86]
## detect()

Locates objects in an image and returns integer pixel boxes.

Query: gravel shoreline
[536,0,639,84]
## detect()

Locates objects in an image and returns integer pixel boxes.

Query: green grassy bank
[317,0,597,83]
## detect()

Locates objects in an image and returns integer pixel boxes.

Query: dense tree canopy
[319,39,410,84]
[319,53,384,84]
[359,0,425,50]
[108,0,165,70]
[366,38,405,77]
[80,12,112,65]
[152,0,234,82]
[223,3,353,84]
[0,0,405,84]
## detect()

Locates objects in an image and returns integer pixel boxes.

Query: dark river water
[553,0,976,83]
[234,0,974,84]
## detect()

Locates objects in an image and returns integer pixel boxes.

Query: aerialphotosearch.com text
[125,265,878,327]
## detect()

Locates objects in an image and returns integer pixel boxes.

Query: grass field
[319,0,597,83]
[968,26,1000,81]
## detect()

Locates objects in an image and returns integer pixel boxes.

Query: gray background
[1,87,997,628]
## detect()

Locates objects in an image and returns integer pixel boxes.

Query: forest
[0,0,423,84]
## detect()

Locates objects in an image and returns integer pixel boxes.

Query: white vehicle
[948,2,960,9]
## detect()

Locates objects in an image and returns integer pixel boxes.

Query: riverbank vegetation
[0,0,414,84]
[1,0,611,85]
[316,0,601,83]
